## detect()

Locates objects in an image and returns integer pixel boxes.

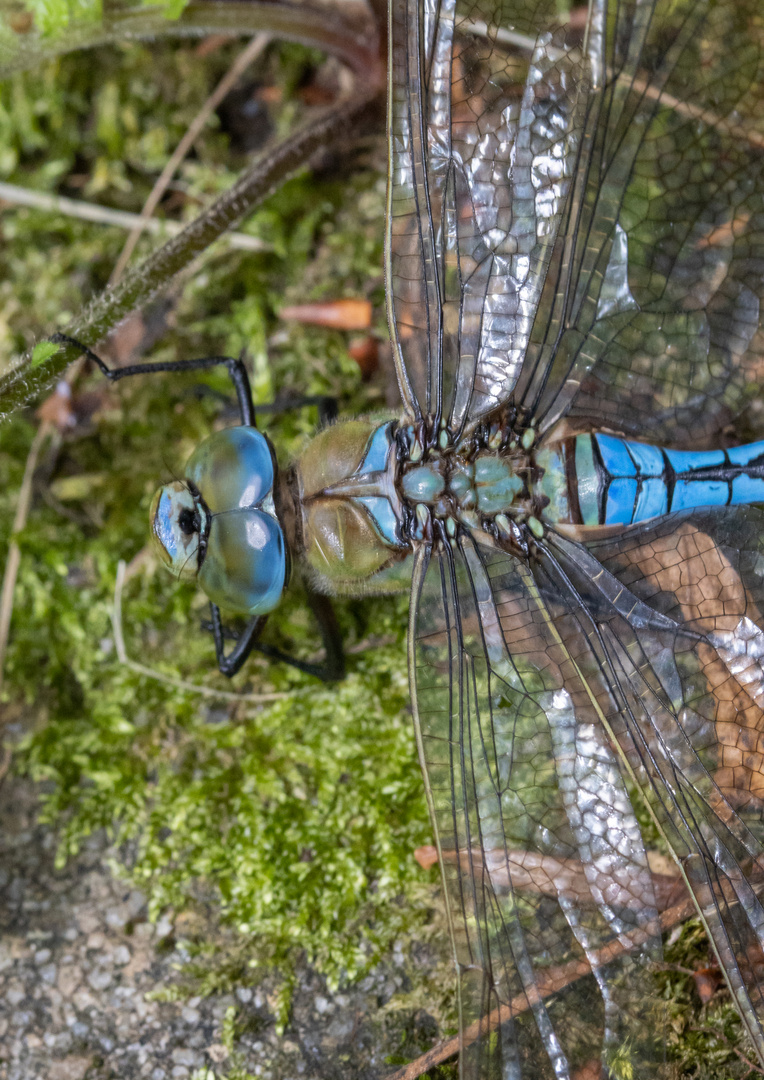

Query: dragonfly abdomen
[540,433,764,528]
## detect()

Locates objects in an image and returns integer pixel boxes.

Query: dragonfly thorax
[398,421,537,542]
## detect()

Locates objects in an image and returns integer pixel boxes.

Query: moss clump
[0,32,438,1032]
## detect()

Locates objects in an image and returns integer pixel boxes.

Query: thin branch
[384,896,697,1080]
[0,1,379,83]
[0,86,380,421]
[0,180,268,252]
[111,560,289,704]
[0,422,53,705]
[109,32,271,285]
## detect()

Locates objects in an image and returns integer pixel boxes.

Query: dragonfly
[48,0,764,1074]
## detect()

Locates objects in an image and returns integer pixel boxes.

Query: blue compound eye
[177,426,287,616]
[149,481,208,581]
[184,427,275,513]
[198,507,286,616]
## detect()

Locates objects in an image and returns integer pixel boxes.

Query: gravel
[0,777,440,1079]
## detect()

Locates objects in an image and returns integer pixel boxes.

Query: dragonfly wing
[387,0,595,436]
[541,516,764,1057]
[519,0,764,444]
[409,537,670,1079]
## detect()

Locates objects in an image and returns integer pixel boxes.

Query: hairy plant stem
[0,1,379,80]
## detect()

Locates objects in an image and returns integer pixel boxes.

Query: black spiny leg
[208,589,345,682]
[209,605,269,679]
[49,333,256,426]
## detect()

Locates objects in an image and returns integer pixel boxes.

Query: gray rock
[86,967,113,991]
[171,1047,199,1067]
[112,944,131,966]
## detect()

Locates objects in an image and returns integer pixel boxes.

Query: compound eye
[178,506,199,536]
[149,481,206,581]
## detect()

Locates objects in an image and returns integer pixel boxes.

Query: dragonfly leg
[253,393,338,428]
[208,604,269,678]
[48,333,256,427]
[207,590,345,682]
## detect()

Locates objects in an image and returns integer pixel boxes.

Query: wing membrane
[541,524,764,1049]
[388,0,764,445]
[409,538,667,1078]
[410,520,764,1074]
[520,0,764,441]
[387,0,593,434]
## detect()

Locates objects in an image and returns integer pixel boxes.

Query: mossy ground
[0,24,760,1080]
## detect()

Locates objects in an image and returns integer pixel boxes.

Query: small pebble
[113,945,131,966]
[34,948,52,964]
[171,1048,198,1067]
[236,987,253,1004]
[154,917,173,939]
[87,968,112,991]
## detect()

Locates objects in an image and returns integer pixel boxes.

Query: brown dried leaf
[36,383,76,431]
[348,335,379,377]
[692,966,723,1004]
[414,845,439,870]
[280,299,372,330]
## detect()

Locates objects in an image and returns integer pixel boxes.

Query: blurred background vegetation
[0,5,450,1053]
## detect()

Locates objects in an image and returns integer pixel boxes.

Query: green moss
[0,32,437,1032]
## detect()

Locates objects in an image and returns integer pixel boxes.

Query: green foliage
[0,32,436,1032]
[30,338,59,366]
[1,0,190,39]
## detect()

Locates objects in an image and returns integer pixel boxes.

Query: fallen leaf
[348,335,379,377]
[414,845,439,870]
[693,966,723,1004]
[280,299,372,331]
[36,381,76,431]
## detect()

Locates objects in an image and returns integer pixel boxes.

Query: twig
[0,180,267,253]
[0,85,381,421]
[109,32,271,285]
[0,422,53,704]
[687,1024,764,1076]
[111,559,289,703]
[384,896,697,1080]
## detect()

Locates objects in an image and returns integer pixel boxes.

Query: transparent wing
[409,520,764,1077]
[519,0,764,444]
[410,537,665,1079]
[388,0,764,446]
[386,0,593,436]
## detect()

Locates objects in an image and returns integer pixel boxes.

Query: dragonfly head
[150,481,208,582]
[149,426,287,616]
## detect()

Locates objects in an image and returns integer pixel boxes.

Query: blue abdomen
[554,434,764,527]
